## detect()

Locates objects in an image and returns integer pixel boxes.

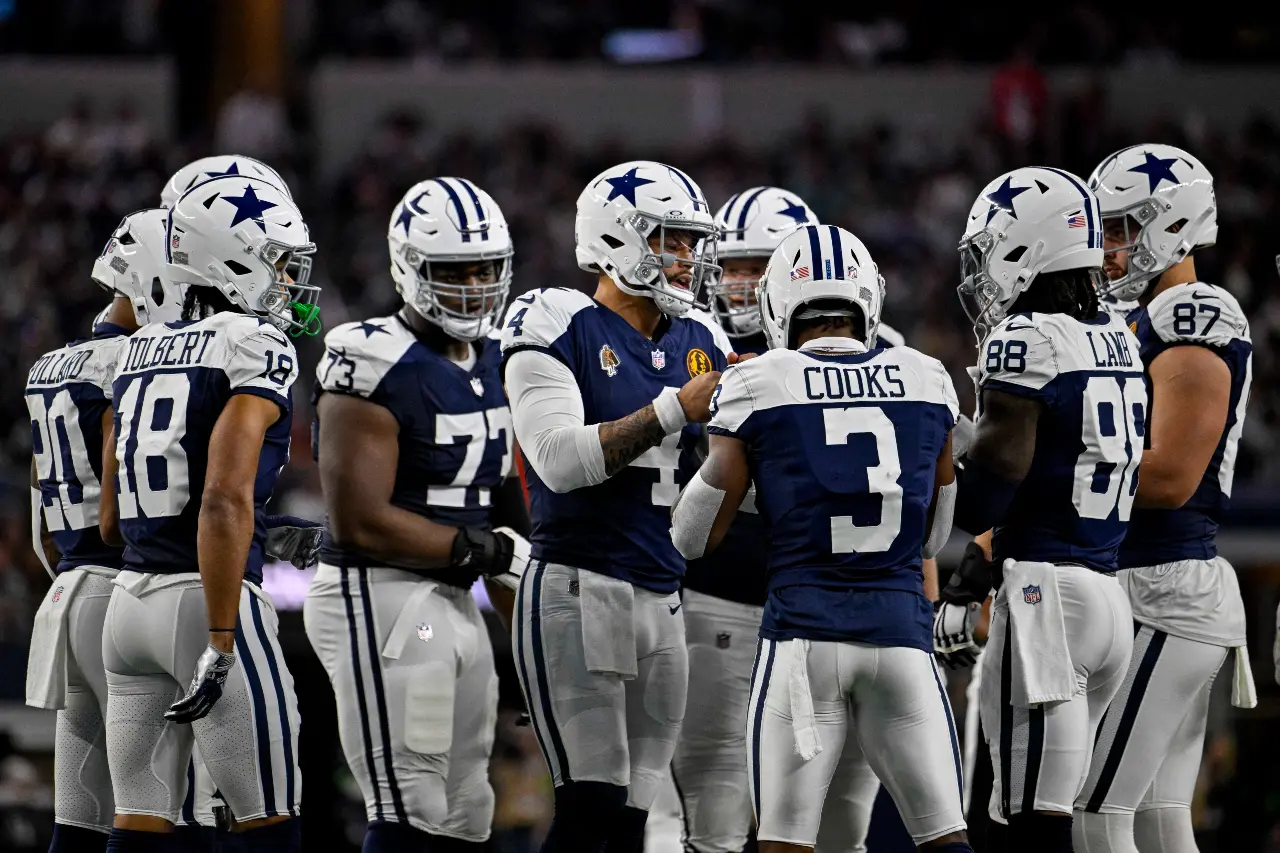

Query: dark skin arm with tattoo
[968,388,1042,486]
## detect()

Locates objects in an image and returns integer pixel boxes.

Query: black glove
[450,527,516,576]
[165,644,237,724]
[265,514,324,570]
[940,541,995,605]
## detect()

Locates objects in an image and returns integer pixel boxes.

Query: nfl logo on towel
[1022,584,1042,605]
[651,349,666,369]
[51,585,64,603]
[416,624,434,642]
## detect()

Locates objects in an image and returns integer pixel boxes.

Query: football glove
[264,514,324,570]
[450,527,526,579]
[485,527,531,593]
[940,541,995,605]
[166,644,237,724]
[933,601,981,670]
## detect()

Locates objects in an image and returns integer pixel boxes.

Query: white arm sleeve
[505,349,607,494]
[923,478,956,559]
[670,469,727,560]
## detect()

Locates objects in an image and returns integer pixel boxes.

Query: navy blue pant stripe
[249,594,296,814]
[528,561,572,781]
[340,569,383,821]
[931,662,964,804]
[750,639,775,819]
[182,760,196,824]
[827,225,844,278]
[433,178,471,242]
[1023,704,1045,814]
[1084,629,1167,813]
[999,621,1013,818]
[456,178,490,240]
[234,618,276,816]
[806,225,824,280]
[356,570,408,823]
[514,562,557,781]
[735,187,769,233]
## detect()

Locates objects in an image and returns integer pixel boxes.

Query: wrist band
[653,386,687,435]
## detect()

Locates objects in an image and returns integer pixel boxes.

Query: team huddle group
[22,143,1254,853]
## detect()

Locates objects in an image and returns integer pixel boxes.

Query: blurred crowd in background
[1,3,1278,849]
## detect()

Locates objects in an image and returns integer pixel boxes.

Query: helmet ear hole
[1003,246,1028,263]
[224,259,252,276]
[601,234,625,250]
[151,277,165,305]
[1165,218,1188,234]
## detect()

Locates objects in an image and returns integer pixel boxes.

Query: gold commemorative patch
[686,347,713,377]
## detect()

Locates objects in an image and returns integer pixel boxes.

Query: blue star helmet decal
[220,183,278,233]
[985,176,1031,224]
[777,199,811,224]
[355,321,389,338]
[603,167,656,206]
[204,161,241,180]
[1127,151,1181,193]
[394,190,432,236]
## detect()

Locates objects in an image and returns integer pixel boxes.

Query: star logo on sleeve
[220,184,278,232]
[355,321,389,338]
[777,199,811,224]
[1126,151,1181,193]
[985,177,1030,224]
[603,167,656,206]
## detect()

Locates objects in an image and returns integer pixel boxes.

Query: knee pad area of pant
[1007,813,1072,851]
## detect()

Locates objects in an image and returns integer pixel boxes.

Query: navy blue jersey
[1121,283,1252,567]
[500,288,729,593]
[314,314,513,573]
[978,311,1147,573]
[683,322,905,607]
[708,339,958,650]
[26,330,129,573]
[111,313,296,585]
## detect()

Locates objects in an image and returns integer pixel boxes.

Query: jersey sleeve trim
[981,376,1056,403]
[501,343,573,375]
[229,383,290,414]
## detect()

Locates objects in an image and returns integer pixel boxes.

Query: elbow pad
[953,457,1019,535]
[670,470,725,560]
[923,479,956,559]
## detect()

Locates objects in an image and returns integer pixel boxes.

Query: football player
[1073,145,1255,852]
[25,209,192,853]
[501,161,732,853]
[304,177,531,853]
[671,223,969,853]
[951,168,1145,851]
[96,174,318,852]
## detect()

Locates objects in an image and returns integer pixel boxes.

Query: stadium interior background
[1,1,1279,850]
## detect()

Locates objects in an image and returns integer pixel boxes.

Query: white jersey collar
[798,336,868,354]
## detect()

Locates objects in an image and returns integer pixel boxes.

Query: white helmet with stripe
[90,208,186,324]
[1087,144,1217,302]
[388,177,513,342]
[712,187,816,337]
[958,166,1103,340]
[575,160,720,318]
[759,224,885,351]
[161,155,291,209]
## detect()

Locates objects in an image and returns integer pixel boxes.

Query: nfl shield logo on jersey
[1022,584,1042,605]
[416,623,434,642]
[470,376,484,397]
[651,349,666,369]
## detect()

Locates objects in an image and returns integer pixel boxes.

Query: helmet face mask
[957,229,1009,342]
[388,177,513,342]
[713,255,770,336]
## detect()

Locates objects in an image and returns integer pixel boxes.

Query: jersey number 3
[824,407,903,553]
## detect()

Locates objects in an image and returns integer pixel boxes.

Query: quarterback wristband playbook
[653,386,688,435]
[953,456,1019,535]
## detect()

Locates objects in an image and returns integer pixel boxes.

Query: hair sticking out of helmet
[957,166,1104,342]
[710,187,816,337]
[166,175,320,336]
[387,177,513,342]
[575,161,721,318]
[758,224,884,351]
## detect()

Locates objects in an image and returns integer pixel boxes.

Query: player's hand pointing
[678,371,722,423]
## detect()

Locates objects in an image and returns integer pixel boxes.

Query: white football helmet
[711,187,816,337]
[575,160,720,317]
[958,167,1103,341]
[90,208,186,325]
[1087,144,1217,302]
[759,224,885,351]
[161,155,291,209]
[167,175,319,336]
[387,177,513,342]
